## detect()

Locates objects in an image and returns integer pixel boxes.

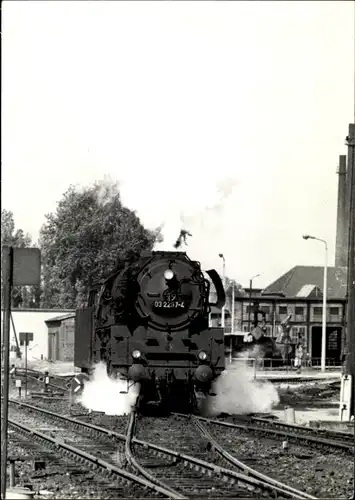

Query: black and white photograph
[1,1,354,499]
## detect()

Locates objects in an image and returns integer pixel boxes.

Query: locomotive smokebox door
[75,307,94,370]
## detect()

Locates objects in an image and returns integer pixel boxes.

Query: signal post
[1,247,41,500]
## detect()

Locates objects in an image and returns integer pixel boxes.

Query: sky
[2,1,354,289]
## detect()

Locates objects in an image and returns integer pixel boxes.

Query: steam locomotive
[74,251,226,411]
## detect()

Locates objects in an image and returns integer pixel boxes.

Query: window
[295,307,304,316]
[278,306,287,315]
[260,306,270,314]
[314,307,323,316]
[292,326,306,342]
[211,318,220,327]
[246,306,252,314]
[290,327,298,340]
[329,307,339,316]
[264,325,272,336]
[243,325,250,332]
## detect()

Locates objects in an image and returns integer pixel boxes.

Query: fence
[227,356,342,376]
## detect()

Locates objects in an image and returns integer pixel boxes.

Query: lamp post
[303,234,328,372]
[229,280,235,364]
[248,274,261,332]
[218,253,226,329]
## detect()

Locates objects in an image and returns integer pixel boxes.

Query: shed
[45,313,76,362]
[1,308,75,362]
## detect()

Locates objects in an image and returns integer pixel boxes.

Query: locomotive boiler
[74,250,226,411]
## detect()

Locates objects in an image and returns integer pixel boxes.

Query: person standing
[294,342,304,374]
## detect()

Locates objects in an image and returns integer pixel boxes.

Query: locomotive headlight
[198,351,208,361]
[164,269,174,281]
[132,350,141,359]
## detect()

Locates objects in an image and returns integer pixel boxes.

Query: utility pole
[248,274,261,332]
[345,124,355,416]
[10,314,22,359]
[218,254,226,329]
[1,247,14,500]
[1,246,40,499]
[230,281,235,363]
[248,279,252,333]
[303,235,328,372]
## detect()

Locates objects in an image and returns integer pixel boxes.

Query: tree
[224,277,247,298]
[40,181,160,308]
[1,209,40,308]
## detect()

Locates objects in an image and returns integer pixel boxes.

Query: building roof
[296,284,322,298]
[45,313,76,324]
[262,266,347,298]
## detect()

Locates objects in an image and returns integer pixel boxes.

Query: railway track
[178,413,354,454]
[128,410,316,499]
[6,405,175,498]
[259,377,340,384]
[7,399,316,499]
[251,416,354,443]
[10,367,72,393]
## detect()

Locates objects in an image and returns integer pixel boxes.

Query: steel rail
[176,413,353,453]
[6,416,176,499]
[125,410,186,499]
[7,367,71,393]
[192,416,316,500]
[8,399,316,499]
[251,416,353,442]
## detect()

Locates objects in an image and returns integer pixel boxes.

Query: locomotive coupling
[195,365,213,383]
[128,363,148,382]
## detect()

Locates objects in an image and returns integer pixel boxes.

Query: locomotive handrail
[205,269,226,309]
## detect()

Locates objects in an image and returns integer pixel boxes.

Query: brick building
[218,152,350,364]
[218,266,347,363]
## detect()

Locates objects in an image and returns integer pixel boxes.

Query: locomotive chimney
[335,154,347,267]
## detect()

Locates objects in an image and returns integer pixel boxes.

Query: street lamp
[218,253,226,329]
[248,274,261,332]
[302,234,328,373]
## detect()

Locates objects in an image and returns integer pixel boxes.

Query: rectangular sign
[2,247,41,286]
[19,332,34,342]
[15,379,22,388]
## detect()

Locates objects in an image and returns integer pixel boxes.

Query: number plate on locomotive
[153,300,185,308]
